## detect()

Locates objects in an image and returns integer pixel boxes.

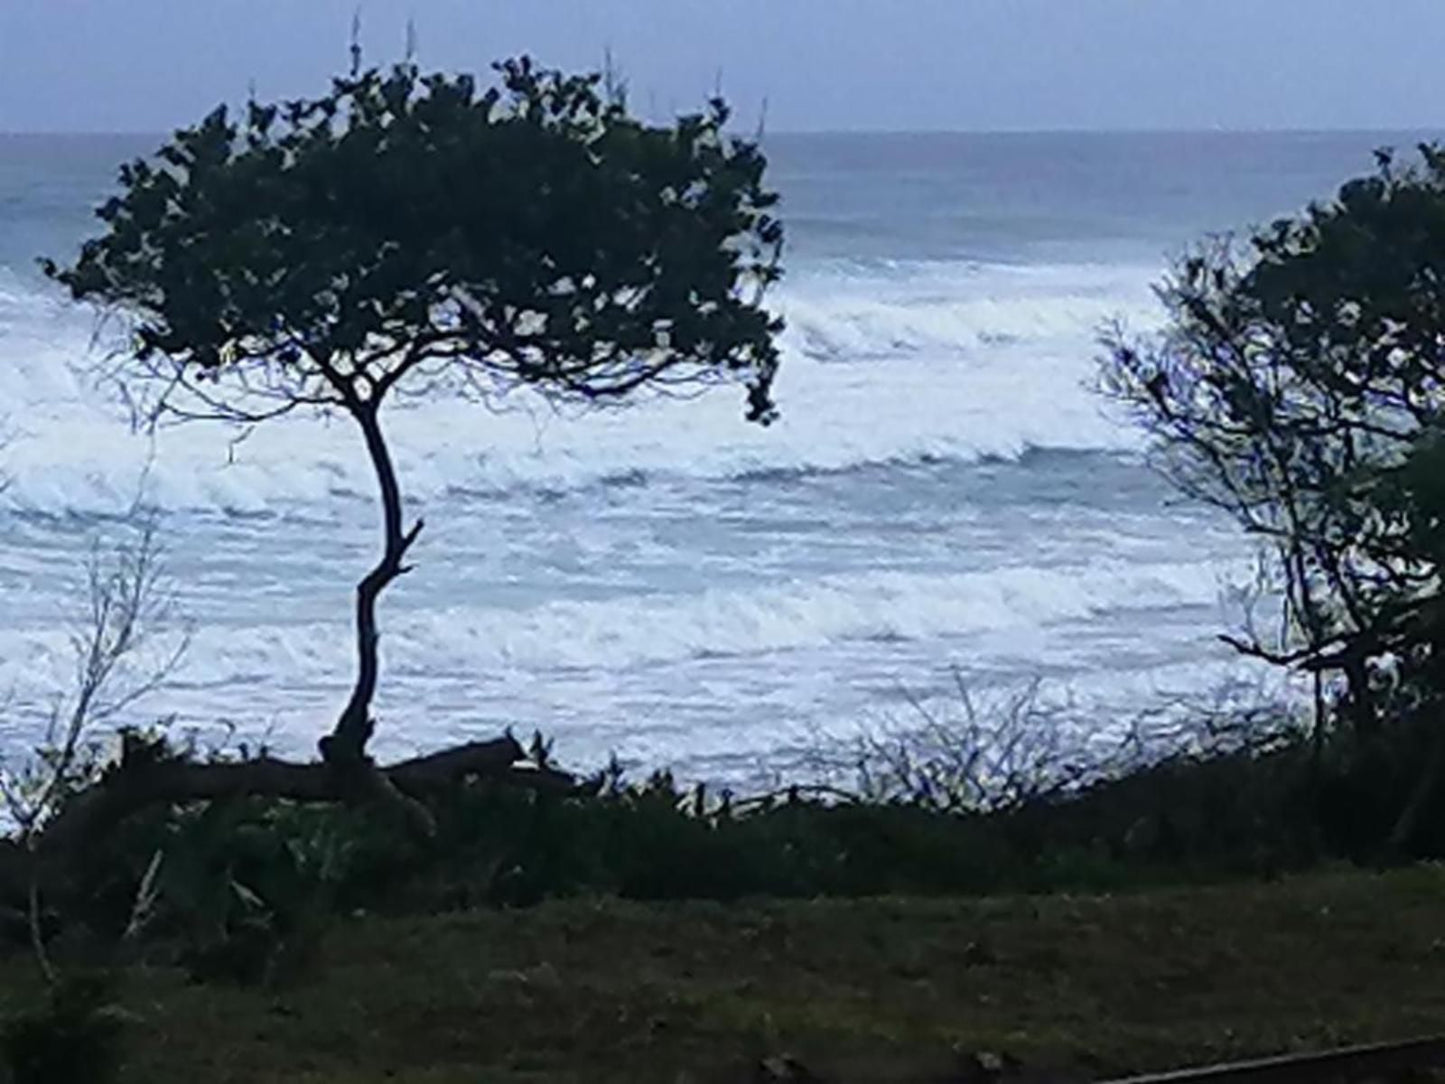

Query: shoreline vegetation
[4,51,1445,1084]
[2,690,1443,1081]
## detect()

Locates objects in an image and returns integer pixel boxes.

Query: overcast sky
[2,0,1443,134]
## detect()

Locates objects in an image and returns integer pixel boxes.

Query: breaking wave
[0,556,1245,702]
[0,257,1162,514]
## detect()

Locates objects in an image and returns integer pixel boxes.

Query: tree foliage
[46,58,783,425]
[1103,145,1445,736]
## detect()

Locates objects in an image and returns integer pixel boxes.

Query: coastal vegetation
[1104,145,1445,851]
[1105,148,1445,717]
[3,53,1445,1083]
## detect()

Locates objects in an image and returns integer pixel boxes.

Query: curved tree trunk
[319,401,433,832]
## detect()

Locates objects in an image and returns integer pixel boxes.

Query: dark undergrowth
[32,707,1445,979]
[7,709,1445,1081]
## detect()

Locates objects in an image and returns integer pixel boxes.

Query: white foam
[406,558,1238,670]
[0,259,1159,515]
[783,258,1161,360]
[0,557,1243,704]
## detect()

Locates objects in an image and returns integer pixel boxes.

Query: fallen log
[0,732,578,902]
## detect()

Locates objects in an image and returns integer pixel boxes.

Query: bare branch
[1,504,190,842]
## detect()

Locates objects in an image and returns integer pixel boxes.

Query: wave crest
[0,258,1158,513]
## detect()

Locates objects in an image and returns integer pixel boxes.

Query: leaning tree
[37,58,783,842]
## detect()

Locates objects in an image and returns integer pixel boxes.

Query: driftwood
[0,732,578,901]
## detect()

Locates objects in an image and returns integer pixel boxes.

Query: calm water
[0,129,1432,783]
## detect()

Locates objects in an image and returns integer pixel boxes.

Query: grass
[16,864,1445,1082]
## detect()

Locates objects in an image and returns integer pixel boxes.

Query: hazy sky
[2,0,1444,134]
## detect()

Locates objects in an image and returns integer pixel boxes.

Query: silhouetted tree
[1103,146,1445,745]
[42,57,783,835]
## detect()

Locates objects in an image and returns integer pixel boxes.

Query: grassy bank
[16,865,1445,1082]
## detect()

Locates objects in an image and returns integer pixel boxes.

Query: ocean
[0,129,1430,787]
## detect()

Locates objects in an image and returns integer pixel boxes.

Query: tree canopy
[46,57,784,427]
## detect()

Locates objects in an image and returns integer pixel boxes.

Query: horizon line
[1,124,1442,140]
